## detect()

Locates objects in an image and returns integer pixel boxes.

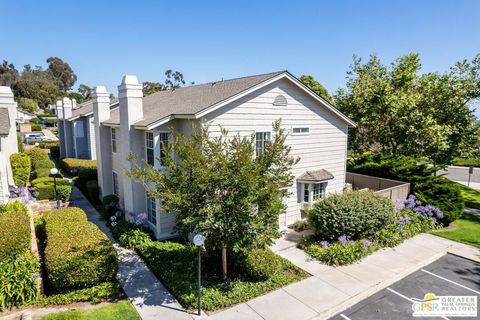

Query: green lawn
[431,212,480,248]
[41,301,140,320]
[453,182,480,210]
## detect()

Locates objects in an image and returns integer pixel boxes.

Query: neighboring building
[56,98,119,159]
[93,71,356,239]
[0,86,19,204]
[16,109,36,123]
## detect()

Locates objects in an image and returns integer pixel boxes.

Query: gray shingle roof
[102,71,285,126]
[297,169,334,182]
[67,99,119,121]
[0,108,10,135]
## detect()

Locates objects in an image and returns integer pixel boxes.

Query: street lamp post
[192,234,205,316]
[50,168,60,208]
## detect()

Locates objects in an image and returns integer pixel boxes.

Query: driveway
[330,254,480,319]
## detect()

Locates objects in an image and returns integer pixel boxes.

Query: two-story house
[93,71,356,239]
[0,86,19,204]
[56,97,119,159]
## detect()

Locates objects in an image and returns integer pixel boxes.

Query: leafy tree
[335,53,480,165]
[46,57,77,92]
[0,60,19,86]
[12,78,60,109]
[78,84,92,100]
[299,75,333,103]
[67,92,84,103]
[127,120,297,280]
[142,70,188,96]
[17,97,38,113]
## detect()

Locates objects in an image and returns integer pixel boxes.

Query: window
[303,183,310,203]
[111,128,117,153]
[146,196,157,225]
[255,132,271,157]
[159,132,170,166]
[145,132,154,165]
[312,183,326,200]
[292,127,309,135]
[112,171,119,196]
[74,121,84,137]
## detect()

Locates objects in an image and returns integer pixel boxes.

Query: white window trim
[291,126,310,136]
[299,181,328,205]
[111,128,117,154]
[255,130,272,158]
[146,195,158,227]
[158,131,171,168]
[145,131,154,166]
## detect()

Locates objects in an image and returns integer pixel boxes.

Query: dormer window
[273,95,288,106]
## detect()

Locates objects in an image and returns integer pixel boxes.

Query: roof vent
[273,95,287,106]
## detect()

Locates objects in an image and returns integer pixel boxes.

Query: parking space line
[386,288,450,320]
[339,314,352,320]
[421,269,480,295]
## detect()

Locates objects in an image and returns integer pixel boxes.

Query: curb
[312,251,446,320]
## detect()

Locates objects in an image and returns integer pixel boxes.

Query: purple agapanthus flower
[363,240,371,249]
[338,234,350,245]
[320,240,329,249]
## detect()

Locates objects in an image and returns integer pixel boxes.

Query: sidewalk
[210,232,480,320]
[70,186,192,320]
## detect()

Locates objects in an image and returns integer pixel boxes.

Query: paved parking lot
[330,254,480,320]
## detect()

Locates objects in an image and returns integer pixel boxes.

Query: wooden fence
[346,172,410,203]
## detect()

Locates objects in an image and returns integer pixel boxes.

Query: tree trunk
[221,245,227,281]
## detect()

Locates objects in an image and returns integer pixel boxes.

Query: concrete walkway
[41,128,59,141]
[210,232,480,320]
[70,186,192,320]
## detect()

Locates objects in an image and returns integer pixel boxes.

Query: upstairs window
[292,127,310,135]
[111,128,117,153]
[145,132,154,166]
[159,132,170,166]
[255,132,271,157]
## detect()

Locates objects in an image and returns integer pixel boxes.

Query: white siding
[110,127,124,207]
[88,115,97,160]
[203,78,349,226]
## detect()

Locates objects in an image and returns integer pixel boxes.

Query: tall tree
[299,75,333,103]
[142,69,188,96]
[78,84,92,100]
[335,53,480,165]
[127,120,297,280]
[46,57,77,92]
[0,60,19,86]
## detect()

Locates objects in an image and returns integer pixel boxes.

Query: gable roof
[0,108,10,135]
[102,71,356,129]
[67,99,119,121]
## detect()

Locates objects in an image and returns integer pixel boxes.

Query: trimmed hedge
[243,248,281,280]
[76,168,98,192]
[0,202,31,260]
[43,208,118,290]
[86,180,99,203]
[32,168,54,179]
[308,190,396,241]
[31,177,72,201]
[33,159,55,170]
[26,148,49,168]
[31,123,42,131]
[10,153,31,187]
[60,158,97,176]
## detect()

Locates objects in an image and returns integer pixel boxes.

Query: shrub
[50,146,60,159]
[60,158,97,176]
[38,282,121,305]
[32,177,71,201]
[103,194,120,217]
[414,177,464,225]
[32,168,53,179]
[32,159,55,170]
[0,253,40,309]
[291,220,309,232]
[76,168,98,191]
[302,239,375,266]
[26,148,49,167]
[452,157,480,167]
[118,229,152,249]
[43,208,118,290]
[0,202,30,260]
[31,123,42,131]
[103,194,119,206]
[86,180,99,203]
[308,190,396,241]
[243,248,281,280]
[17,136,24,153]
[10,153,31,187]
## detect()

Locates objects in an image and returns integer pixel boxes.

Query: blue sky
[2,0,480,113]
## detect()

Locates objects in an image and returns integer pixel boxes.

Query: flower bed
[300,194,442,266]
